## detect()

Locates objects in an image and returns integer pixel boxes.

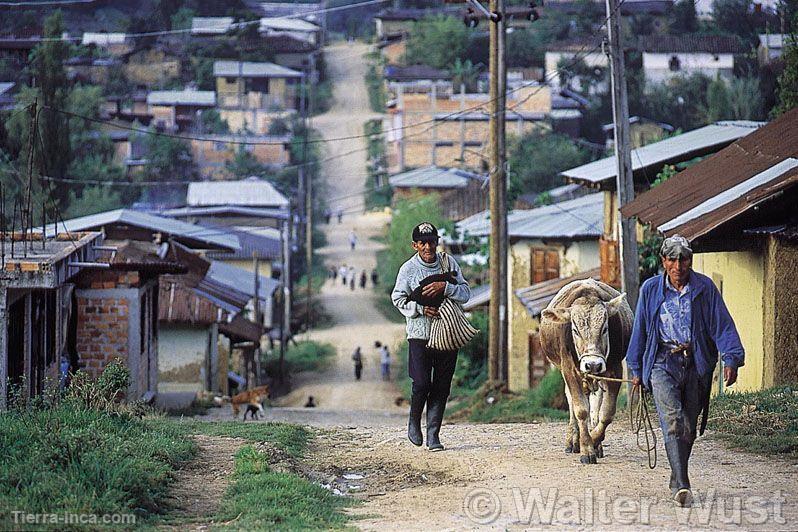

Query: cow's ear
[542,307,571,325]
[607,293,627,317]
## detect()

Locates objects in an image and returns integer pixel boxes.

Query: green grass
[707,384,798,457]
[214,445,352,530]
[0,404,196,528]
[453,369,569,423]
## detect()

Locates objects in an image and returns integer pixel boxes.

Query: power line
[0,0,94,5]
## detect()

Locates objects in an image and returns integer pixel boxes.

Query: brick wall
[76,296,130,380]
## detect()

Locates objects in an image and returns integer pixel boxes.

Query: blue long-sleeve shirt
[625,270,745,389]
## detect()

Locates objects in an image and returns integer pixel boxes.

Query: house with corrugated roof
[621,108,798,393]
[214,60,302,111]
[638,35,748,83]
[561,120,765,288]
[389,166,488,221]
[186,177,290,211]
[146,89,216,131]
[454,193,604,391]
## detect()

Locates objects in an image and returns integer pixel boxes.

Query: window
[669,55,681,72]
[214,141,227,152]
[531,248,560,284]
[225,77,237,84]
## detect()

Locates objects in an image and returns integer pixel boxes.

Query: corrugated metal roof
[162,205,290,220]
[0,82,14,95]
[561,121,764,186]
[205,260,279,303]
[259,17,320,32]
[622,108,798,241]
[147,90,216,106]
[463,284,490,310]
[205,224,281,261]
[82,32,126,45]
[515,268,601,318]
[187,177,290,208]
[50,209,240,251]
[213,60,302,78]
[458,193,603,239]
[191,17,234,34]
[389,166,487,189]
[637,35,748,54]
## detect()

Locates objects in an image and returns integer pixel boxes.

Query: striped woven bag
[427,253,479,351]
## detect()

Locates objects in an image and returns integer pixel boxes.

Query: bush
[263,340,336,379]
[708,384,798,457]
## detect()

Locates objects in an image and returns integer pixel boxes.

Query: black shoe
[426,395,447,451]
[407,392,425,446]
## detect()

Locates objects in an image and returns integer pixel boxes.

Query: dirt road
[199,42,798,529]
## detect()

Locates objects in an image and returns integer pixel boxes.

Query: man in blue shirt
[626,235,744,507]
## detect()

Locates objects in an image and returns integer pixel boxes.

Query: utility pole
[305,53,315,330]
[487,0,508,384]
[605,0,639,307]
[253,254,262,385]
[279,218,291,384]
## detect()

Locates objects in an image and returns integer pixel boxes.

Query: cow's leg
[564,371,596,464]
[590,380,622,458]
[589,386,604,458]
[563,382,579,453]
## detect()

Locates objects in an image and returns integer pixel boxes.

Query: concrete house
[758,33,790,65]
[622,108,798,393]
[389,166,488,221]
[455,193,604,391]
[48,210,241,401]
[214,60,302,111]
[638,35,747,84]
[146,89,216,131]
[544,38,608,93]
[190,134,292,180]
[0,232,104,409]
[561,121,764,288]
[81,32,132,56]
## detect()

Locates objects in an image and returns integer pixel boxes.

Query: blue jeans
[649,349,712,444]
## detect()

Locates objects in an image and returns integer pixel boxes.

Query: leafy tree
[170,7,195,30]
[706,77,732,121]
[773,38,798,116]
[64,186,123,219]
[198,109,230,134]
[507,131,593,202]
[712,0,764,45]
[728,76,764,119]
[451,58,480,93]
[225,147,268,179]
[405,16,470,70]
[669,0,699,34]
[29,11,71,205]
[642,73,713,130]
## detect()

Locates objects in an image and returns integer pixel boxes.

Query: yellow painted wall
[692,250,765,392]
[222,259,273,278]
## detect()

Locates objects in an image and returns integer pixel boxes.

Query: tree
[225,147,268,179]
[706,77,732,121]
[507,131,593,201]
[669,0,698,34]
[170,7,195,30]
[405,16,470,70]
[773,38,798,116]
[143,134,195,204]
[451,58,480,93]
[29,11,72,205]
[728,76,764,119]
[198,109,230,134]
[642,73,713,130]
[64,186,123,219]
[712,0,764,45]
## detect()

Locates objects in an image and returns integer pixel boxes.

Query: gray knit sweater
[391,253,471,340]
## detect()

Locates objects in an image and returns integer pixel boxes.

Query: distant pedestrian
[371,269,379,287]
[359,270,367,289]
[329,267,337,281]
[337,208,343,224]
[348,230,358,251]
[323,208,332,224]
[348,266,356,291]
[340,264,348,286]
[304,395,317,408]
[352,347,363,380]
[379,343,391,381]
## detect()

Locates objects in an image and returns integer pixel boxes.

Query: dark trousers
[354,364,363,380]
[408,339,457,404]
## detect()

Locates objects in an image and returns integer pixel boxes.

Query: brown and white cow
[540,279,633,464]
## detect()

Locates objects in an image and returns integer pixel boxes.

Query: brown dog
[231,385,270,418]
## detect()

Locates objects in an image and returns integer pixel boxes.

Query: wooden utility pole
[253,255,262,385]
[487,0,508,383]
[279,218,291,383]
[605,0,639,307]
[305,53,315,330]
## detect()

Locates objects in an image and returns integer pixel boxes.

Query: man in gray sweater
[392,222,471,451]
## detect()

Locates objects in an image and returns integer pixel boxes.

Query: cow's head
[542,293,626,375]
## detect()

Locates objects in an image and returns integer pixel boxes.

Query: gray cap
[660,234,693,258]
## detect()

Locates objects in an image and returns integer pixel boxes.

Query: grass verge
[214,445,351,530]
[707,384,798,457]
[0,403,195,528]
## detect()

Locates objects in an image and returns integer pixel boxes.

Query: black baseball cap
[412,221,439,242]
